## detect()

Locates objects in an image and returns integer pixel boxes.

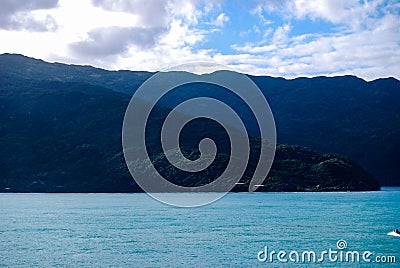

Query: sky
[0,0,399,80]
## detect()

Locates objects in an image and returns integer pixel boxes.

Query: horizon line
[1,52,398,83]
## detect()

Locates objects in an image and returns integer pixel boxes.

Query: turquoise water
[0,188,399,267]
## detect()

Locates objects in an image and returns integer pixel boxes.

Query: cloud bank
[0,0,59,31]
[0,0,398,80]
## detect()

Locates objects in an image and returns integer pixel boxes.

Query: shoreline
[4,187,400,194]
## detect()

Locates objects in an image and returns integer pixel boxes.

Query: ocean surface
[1,188,399,267]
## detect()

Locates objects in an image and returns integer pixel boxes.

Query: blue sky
[0,0,398,80]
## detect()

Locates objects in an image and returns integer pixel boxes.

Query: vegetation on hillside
[0,78,379,192]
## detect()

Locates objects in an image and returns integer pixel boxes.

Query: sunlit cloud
[0,0,398,80]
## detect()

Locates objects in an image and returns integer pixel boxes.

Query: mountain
[251,75,400,186]
[0,79,378,192]
[0,53,152,94]
[0,53,398,189]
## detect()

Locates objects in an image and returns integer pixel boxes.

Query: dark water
[1,188,399,267]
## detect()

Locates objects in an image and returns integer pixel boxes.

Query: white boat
[387,231,400,237]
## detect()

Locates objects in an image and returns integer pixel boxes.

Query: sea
[1,188,399,267]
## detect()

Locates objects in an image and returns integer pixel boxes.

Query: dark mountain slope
[0,54,398,185]
[0,53,152,94]
[0,79,378,192]
[251,75,400,185]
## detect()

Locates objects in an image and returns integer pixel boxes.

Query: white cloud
[231,44,277,54]
[91,0,170,28]
[0,0,59,31]
[0,0,214,69]
[227,0,400,80]
[250,5,273,25]
[211,13,229,27]
[230,17,400,80]
[0,0,398,81]
[272,23,291,44]
[257,0,387,31]
[170,0,203,26]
